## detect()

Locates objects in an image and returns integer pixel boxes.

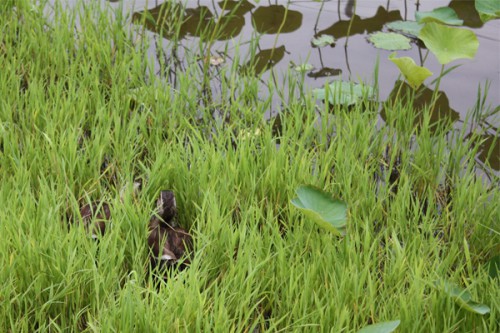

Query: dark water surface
[49,0,499,170]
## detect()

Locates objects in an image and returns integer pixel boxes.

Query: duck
[70,200,111,240]
[147,190,192,272]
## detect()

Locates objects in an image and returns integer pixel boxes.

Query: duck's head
[156,190,177,224]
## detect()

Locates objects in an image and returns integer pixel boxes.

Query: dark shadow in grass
[380,80,459,133]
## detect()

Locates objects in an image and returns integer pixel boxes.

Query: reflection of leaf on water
[215,14,245,40]
[449,0,484,28]
[477,133,499,170]
[252,5,302,34]
[240,46,286,75]
[316,6,402,40]
[218,0,255,16]
[132,4,214,39]
[307,67,342,79]
[182,6,214,37]
[381,81,459,131]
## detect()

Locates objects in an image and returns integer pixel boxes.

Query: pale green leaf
[312,34,335,47]
[293,63,314,72]
[416,7,463,26]
[291,185,347,236]
[389,53,433,89]
[358,320,401,333]
[475,0,500,23]
[436,280,491,315]
[313,81,375,106]
[368,32,412,51]
[386,20,423,38]
[418,23,478,64]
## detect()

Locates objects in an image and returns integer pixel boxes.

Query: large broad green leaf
[475,0,500,23]
[416,7,463,26]
[291,185,347,236]
[389,53,433,89]
[358,320,401,333]
[435,280,491,315]
[419,23,479,64]
[386,20,423,39]
[313,81,374,106]
[368,32,412,51]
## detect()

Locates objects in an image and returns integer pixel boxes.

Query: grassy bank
[0,1,498,332]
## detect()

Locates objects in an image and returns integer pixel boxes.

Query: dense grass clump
[0,1,498,332]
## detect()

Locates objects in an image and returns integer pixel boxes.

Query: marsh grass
[0,1,498,332]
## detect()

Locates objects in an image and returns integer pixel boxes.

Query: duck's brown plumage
[148,191,192,271]
[77,201,111,239]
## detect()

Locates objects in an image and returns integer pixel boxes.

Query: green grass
[0,1,498,332]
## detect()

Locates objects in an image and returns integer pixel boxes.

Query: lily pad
[435,280,491,315]
[314,81,375,106]
[293,63,314,72]
[368,32,411,51]
[389,53,433,89]
[416,7,463,26]
[385,20,423,38]
[475,0,500,22]
[358,320,401,333]
[312,34,335,47]
[291,185,347,236]
[418,23,478,64]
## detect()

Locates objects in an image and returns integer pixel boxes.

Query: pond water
[49,0,499,170]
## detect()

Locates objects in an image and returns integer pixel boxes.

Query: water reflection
[252,5,302,34]
[315,6,402,39]
[132,4,218,40]
[241,45,286,75]
[217,0,255,16]
[448,0,484,28]
[307,67,342,79]
[381,81,459,130]
[128,1,497,147]
[477,133,499,170]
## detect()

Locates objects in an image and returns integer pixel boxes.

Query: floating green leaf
[389,53,433,89]
[368,32,411,51]
[313,81,374,106]
[386,20,423,38]
[435,280,491,315]
[293,63,314,72]
[312,34,335,47]
[475,0,500,23]
[291,185,347,236]
[415,7,463,26]
[418,23,479,64]
[358,320,401,333]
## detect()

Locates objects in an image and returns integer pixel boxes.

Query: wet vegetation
[0,0,498,332]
